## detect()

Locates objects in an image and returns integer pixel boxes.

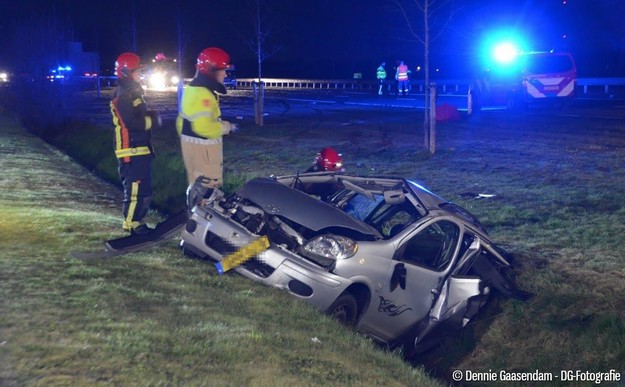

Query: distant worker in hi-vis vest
[396,61,410,96]
[376,62,387,95]
[110,52,162,235]
[176,47,238,191]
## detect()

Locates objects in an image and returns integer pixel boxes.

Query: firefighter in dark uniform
[110,52,161,235]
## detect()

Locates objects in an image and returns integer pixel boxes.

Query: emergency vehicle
[144,53,179,89]
[470,51,577,111]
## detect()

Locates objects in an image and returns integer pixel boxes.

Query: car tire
[326,293,358,326]
[507,92,526,112]
[181,245,201,259]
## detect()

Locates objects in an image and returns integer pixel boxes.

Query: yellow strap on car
[215,236,270,275]
[114,146,151,159]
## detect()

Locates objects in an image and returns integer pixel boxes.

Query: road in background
[69,87,625,131]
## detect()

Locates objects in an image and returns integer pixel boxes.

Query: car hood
[237,178,382,239]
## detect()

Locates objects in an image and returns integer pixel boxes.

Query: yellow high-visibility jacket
[177,79,227,139]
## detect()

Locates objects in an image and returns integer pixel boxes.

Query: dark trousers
[118,156,152,229]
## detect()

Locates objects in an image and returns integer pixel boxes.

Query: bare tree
[394,0,459,154]
[174,6,190,107]
[242,0,282,126]
[131,0,137,53]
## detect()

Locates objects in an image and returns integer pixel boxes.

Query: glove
[221,121,238,134]
[147,110,162,130]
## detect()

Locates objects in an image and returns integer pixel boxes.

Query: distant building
[65,41,99,76]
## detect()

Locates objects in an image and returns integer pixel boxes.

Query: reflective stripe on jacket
[114,146,151,158]
[377,66,386,80]
[110,79,153,163]
[397,65,409,81]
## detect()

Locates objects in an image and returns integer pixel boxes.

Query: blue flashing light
[493,43,519,64]
[479,29,530,71]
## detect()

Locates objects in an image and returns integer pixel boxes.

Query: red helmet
[315,147,343,171]
[115,52,142,79]
[197,47,230,75]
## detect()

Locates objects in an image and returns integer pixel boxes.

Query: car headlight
[299,235,357,267]
[149,72,166,89]
[171,75,180,85]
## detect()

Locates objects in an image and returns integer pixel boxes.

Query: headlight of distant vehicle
[0,72,8,83]
[149,72,166,89]
[299,234,357,267]
[171,75,179,85]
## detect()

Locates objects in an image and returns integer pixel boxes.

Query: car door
[367,219,461,342]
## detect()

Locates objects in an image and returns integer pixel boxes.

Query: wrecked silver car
[180,172,529,353]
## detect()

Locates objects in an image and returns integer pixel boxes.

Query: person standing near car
[396,61,410,96]
[376,62,387,95]
[110,52,161,235]
[176,47,237,188]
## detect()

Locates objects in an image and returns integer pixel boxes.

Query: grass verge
[0,113,440,386]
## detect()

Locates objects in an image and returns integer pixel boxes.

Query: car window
[370,205,421,239]
[379,210,415,238]
[398,220,460,271]
[341,192,422,237]
[343,193,384,221]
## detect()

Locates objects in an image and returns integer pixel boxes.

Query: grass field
[2,89,625,385]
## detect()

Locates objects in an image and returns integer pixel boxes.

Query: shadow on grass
[406,293,508,383]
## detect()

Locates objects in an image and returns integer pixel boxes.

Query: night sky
[1,0,625,79]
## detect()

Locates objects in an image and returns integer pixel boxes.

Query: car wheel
[326,293,358,326]
[181,245,202,259]
[507,92,525,112]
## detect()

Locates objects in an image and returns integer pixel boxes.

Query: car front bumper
[180,205,352,312]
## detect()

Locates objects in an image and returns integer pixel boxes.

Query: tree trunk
[254,0,265,127]
[254,81,264,127]
[423,0,430,150]
[429,85,437,154]
[176,11,184,108]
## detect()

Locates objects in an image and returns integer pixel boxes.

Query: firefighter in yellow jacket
[110,52,161,235]
[176,47,237,189]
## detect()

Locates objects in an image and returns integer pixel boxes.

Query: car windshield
[343,193,384,221]
[338,192,422,238]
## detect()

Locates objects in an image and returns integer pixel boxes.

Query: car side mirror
[390,263,407,292]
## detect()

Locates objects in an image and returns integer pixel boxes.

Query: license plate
[215,236,270,275]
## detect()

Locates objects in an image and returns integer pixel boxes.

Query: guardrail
[576,77,625,95]
[236,77,625,96]
[236,78,460,93]
[87,76,625,97]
